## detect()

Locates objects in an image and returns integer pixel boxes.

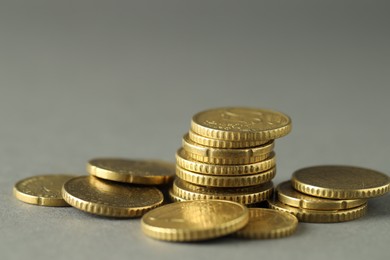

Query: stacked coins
[171,107,292,205]
[269,166,390,223]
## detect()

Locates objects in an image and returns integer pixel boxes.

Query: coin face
[292,166,390,199]
[276,181,366,210]
[62,176,164,217]
[13,175,75,206]
[235,208,298,239]
[191,107,291,141]
[87,158,175,185]
[141,200,249,241]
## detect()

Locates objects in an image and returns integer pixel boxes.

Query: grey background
[1,1,389,259]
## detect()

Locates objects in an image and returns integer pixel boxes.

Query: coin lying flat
[187,151,271,165]
[277,181,366,210]
[176,149,276,175]
[14,175,75,206]
[62,176,164,218]
[291,166,390,199]
[172,178,273,205]
[141,200,249,242]
[168,189,187,203]
[268,199,368,223]
[188,130,268,149]
[87,158,175,185]
[176,166,276,187]
[235,208,298,239]
[191,107,291,141]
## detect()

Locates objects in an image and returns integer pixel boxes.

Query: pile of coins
[269,165,390,222]
[171,107,292,205]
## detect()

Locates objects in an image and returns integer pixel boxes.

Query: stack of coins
[170,107,292,205]
[269,165,390,222]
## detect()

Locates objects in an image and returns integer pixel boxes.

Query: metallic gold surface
[87,158,175,185]
[182,134,274,158]
[191,107,291,141]
[291,166,390,199]
[13,175,75,206]
[141,200,249,241]
[235,208,298,239]
[176,166,276,187]
[186,151,270,165]
[172,178,273,205]
[176,149,276,175]
[168,189,187,203]
[268,199,368,223]
[277,181,366,210]
[62,176,164,218]
[188,130,268,148]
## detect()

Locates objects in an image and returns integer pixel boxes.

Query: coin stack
[170,107,292,205]
[269,165,390,222]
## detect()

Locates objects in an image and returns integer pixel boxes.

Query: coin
[172,178,273,205]
[176,149,276,175]
[141,200,249,241]
[87,158,175,185]
[191,107,291,141]
[291,166,390,199]
[277,181,367,210]
[188,130,268,148]
[235,208,298,239]
[187,152,271,165]
[268,199,368,223]
[176,165,276,187]
[182,134,274,159]
[13,175,75,206]
[62,176,164,218]
[168,189,187,203]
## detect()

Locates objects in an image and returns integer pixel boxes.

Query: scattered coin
[13,175,75,206]
[141,200,249,242]
[87,158,175,185]
[235,208,298,239]
[62,176,164,218]
[291,166,390,199]
[277,181,366,210]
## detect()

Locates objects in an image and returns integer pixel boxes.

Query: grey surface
[1,1,389,259]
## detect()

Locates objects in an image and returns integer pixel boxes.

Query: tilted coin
[172,178,273,205]
[176,148,276,175]
[235,208,298,239]
[13,175,75,206]
[277,181,366,210]
[182,134,274,158]
[291,166,390,199]
[191,107,291,141]
[176,165,276,187]
[268,199,368,223]
[62,176,164,218]
[141,200,249,242]
[87,158,175,185]
[188,130,268,148]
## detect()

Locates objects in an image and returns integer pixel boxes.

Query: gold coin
[141,200,249,241]
[176,165,276,187]
[235,208,298,239]
[191,107,291,141]
[87,158,175,185]
[188,130,268,148]
[176,148,276,175]
[168,189,187,203]
[268,199,368,223]
[291,166,390,199]
[186,152,271,165]
[13,175,75,206]
[182,134,274,159]
[172,178,273,205]
[277,181,366,210]
[62,176,164,218]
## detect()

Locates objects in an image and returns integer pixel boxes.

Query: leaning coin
[87,158,175,185]
[13,175,75,206]
[141,200,249,242]
[292,165,390,199]
[235,208,298,239]
[62,176,164,218]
